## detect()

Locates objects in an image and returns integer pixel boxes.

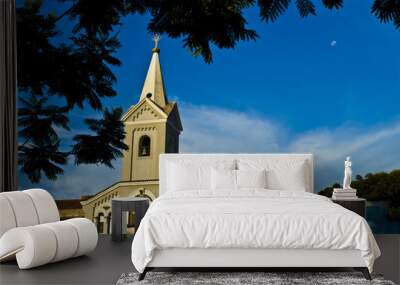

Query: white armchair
[0,189,98,269]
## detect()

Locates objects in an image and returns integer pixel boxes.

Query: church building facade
[80,43,183,234]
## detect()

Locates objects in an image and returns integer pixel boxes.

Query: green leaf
[258,0,291,22]
[322,0,344,9]
[72,107,128,167]
[296,0,317,17]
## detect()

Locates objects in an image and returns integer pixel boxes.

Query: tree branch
[53,3,75,24]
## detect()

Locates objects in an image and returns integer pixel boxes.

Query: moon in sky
[330,40,337,47]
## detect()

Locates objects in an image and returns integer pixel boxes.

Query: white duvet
[131,190,380,273]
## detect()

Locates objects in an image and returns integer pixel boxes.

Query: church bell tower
[121,36,183,186]
[80,36,183,231]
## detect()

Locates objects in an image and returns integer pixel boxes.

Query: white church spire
[139,34,168,108]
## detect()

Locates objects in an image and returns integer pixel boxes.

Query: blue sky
[19,1,400,199]
[107,0,400,130]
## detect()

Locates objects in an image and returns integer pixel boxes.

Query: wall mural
[17,0,400,234]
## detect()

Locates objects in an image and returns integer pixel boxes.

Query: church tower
[121,37,183,183]
[80,37,183,233]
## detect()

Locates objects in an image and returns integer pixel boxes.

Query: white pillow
[238,159,308,191]
[266,161,307,191]
[166,160,236,192]
[272,162,307,191]
[211,168,236,190]
[167,163,211,191]
[236,169,267,189]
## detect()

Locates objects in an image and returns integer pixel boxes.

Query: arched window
[136,188,153,201]
[138,135,151,157]
[128,212,135,227]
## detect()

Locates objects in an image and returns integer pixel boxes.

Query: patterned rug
[116,271,396,285]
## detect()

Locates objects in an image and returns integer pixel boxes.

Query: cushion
[236,169,267,189]
[0,189,60,238]
[42,221,79,262]
[166,160,235,191]
[0,218,97,269]
[24,189,60,224]
[0,192,39,227]
[0,226,58,269]
[65,218,98,257]
[211,168,236,190]
[238,159,308,191]
[167,163,211,191]
[0,196,17,237]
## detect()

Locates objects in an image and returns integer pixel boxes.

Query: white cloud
[180,103,400,191]
[289,124,400,161]
[19,103,400,198]
[289,123,400,190]
[52,163,122,199]
[180,103,282,153]
[19,161,122,199]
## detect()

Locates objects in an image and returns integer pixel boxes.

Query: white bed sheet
[131,190,380,273]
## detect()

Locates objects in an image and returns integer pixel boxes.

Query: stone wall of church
[59,208,84,220]
[122,121,167,182]
[81,182,158,234]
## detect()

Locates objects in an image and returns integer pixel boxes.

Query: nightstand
[331,198,366,218]
[111,197,150,242]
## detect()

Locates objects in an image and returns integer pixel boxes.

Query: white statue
[343,156,353,190]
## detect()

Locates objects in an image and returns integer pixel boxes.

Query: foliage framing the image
[17,0,400,182]
[17,0,128,183]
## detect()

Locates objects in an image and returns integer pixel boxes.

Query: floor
[0,235,134,285]
[374,235,400,284]
[0,235,399,285]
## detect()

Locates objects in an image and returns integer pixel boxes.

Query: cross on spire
[152,34,161,49]
[140,33,167,107]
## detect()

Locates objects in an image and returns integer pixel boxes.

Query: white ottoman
[0,189,98,269]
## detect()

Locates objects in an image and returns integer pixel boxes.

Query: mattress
[131,190,380,273]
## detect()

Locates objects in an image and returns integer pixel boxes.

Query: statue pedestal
[332,188,358,200]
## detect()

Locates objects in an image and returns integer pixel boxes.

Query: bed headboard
[159,153,314,196]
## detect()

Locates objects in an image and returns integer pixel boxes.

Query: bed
[131,154,380,280]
